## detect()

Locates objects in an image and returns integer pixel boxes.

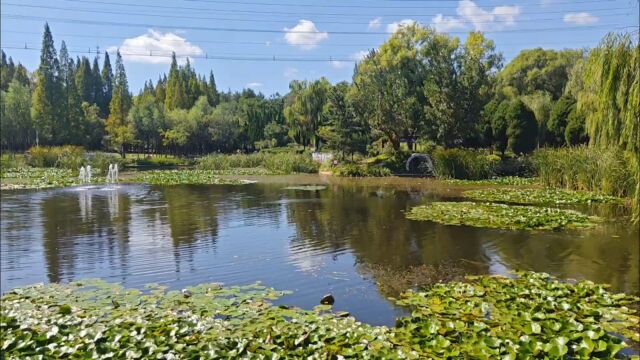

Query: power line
[2,3,631,26]
[1,30,607,48]
[2,14,630,35]
[0,45,360,62]
[46,0,632,18]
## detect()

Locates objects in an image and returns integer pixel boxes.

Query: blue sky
[1,0,637,95]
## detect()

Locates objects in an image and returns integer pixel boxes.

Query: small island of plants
[406,202,597,230]
[463,188,623,205]
[1,272,637,358]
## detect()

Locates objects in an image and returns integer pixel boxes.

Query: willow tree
[578,33,639,221]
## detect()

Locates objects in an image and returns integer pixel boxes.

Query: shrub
[532,146,635,198]
[430,148,498,180]
[26,146,86,169]
[0,153,26,169]
[334,163,392,177]
[264,153,319,174]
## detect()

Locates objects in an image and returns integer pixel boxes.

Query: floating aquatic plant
[1,272,637,358]
[443,176,537,186]
[128,170,251,186]
[0,168,103,190]
[283,185,327,191]
[406,201,597,230]
[463,188,622,205]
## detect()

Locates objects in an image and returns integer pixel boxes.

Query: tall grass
[27,146,86,169]
[197,152,319,174]
[430,148,501,180]
[532,146,636,199]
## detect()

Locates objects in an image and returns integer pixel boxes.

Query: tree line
[1,23,636,161]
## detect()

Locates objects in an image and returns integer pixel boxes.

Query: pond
[1,175,638,326]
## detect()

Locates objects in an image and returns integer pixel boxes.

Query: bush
[0,153,26,169]
[27,146,86,169]
[430,148,498,180]
[264,153,319,174]
[532,146,635,198]
[334,163,392,177]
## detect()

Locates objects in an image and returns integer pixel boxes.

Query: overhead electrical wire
[1,3,632,26]
[37,0,633,18]
[2,14,631,35]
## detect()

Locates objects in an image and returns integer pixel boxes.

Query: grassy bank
[1,272,637,358]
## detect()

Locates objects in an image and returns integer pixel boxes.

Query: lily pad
[128,170,250,185]
[283,185,327,191]
[463,188,622,205]
[406,201,598,230]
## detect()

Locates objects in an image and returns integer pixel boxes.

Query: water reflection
[1,178,638,325]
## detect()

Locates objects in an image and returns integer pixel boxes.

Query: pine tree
[106,51,133,157]
[101,52,113,117]
[32,23,62,145]
[155,75,166,105]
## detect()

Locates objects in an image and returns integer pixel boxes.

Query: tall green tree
[105,51,134,157]
[31,23,62,145]
[1,80,33,150]
[58,41,85,145]
[75,57,94,104]
[100,51,113,117]
[578,33,639,221]
[92,57,103,111]
[321,81,368,157]
[284,78,330,150]
[506,99,538,154]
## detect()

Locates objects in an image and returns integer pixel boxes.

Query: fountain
[86,165,92,183]
[79,166,86,184]
[106,164,119,184]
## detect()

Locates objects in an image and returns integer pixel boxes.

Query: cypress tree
[101,52,113,117]
[32,23,62,144]
[155,75,166,105]
[165,53,182,110]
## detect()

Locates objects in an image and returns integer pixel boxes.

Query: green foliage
[442,176,537,186]
[506,99,538,154]
[406,201,597,230]
[197,152,319,175]
[105,51,133,156]
[1,80,33,150]
[333,163,392,177]
[463,188,622,205]
[128,170,249,185]
[578,32,639,222]
[26,145,86,169]
[395,272,639,358]
[532,146,636,199]
[0,167,80,189]
[320,81,368,157]
[430,148,499,180]
[564,109,588,145]
[284,78,330,150]
[547,94,575,146]
[1,273,637,358]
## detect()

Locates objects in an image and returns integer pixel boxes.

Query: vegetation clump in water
[1,272,637,358]
[283,185,327,191]
[463,188,622,205]
[0,168,97,190]
[406,201,597,230]
[443,176,537,186]
[128,170,251,186]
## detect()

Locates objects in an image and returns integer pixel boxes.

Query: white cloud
[431,14,465,32]
[368,17,382,30]
[283,20,328,50]
[107,30,203,65]
[246,82,263,88]
[352,50,369,61]
[456,0,520,31]
[387,19,418,33]
[330,60,349,69]
[284,67,299,78]
[563,12,598,25]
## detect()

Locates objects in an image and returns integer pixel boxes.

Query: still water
[1,175,638,325]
